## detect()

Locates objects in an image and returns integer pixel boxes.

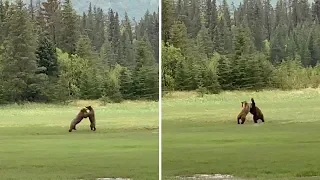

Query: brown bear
[69,108,89,132]
[250,98,264,123]
[237,101,251,124]
[86,106,96,131]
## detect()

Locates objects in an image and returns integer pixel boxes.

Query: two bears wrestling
[237,98,264,124]
[69,106,96,132]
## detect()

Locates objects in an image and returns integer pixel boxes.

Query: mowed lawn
[163,89,320,180]
[0,100,158,180]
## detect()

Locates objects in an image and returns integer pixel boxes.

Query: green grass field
[0,100,158,180]
[163,89,320,180]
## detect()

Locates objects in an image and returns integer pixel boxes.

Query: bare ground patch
[175,174,244,180]
[174,175,320,180]
[80,178,131,180]
[96,178,131,180]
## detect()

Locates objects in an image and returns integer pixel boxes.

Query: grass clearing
[0,100,158,180]
[163,89,320,180]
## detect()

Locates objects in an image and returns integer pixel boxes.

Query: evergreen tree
[222,0,231,30]
[162,0,174,44]
[132,38,158,100]
[75,34,96,62]
[169,21,189,55]
[120,31,135,67]
[39,0,61,45]
[270,24,288,64]
[119,67,133,99]
[100,37,114,66]
[124,12,133,44]
[2,1,39,101]
[217,55,232,90]
[313,0,320,24]
[196,25,213,58]
[36,35,58,77]
[93,7,105,50]
[60,0,79,55]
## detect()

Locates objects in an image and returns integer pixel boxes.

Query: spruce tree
[36,35,58,77]
[60,0,79,55]
[2,1,38,101]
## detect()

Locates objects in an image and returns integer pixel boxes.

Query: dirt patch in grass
[174,174,320,180]
[175,174,244,180]
[96,178,131,180]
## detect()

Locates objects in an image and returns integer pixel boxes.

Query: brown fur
[250,98,264,123]
[69,108,89,132]
[237,101,250,124]
[86,106,96,131]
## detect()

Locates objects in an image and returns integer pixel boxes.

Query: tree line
[162,0,320,94]
[0,0,159,104]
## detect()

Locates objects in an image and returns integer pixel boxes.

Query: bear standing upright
[237,101,250,124]
[250,98,264,123]
[86,106,96,131]
[69,108,89,132]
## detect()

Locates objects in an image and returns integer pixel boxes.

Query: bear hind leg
[241,117,246,124]
[90,123,96,131]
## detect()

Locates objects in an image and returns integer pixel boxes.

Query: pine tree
[60,0,79,55]
[202,59,221,93]
[86,2,94,42]
[100,37,114,66]
[216,16,226,54]
[124,12,133,44]
[188,0,201,38]
[75,34,96,63]
[174,58,191,90]
[309,26,320,66]
[196,25,213,58]
[40,0,61,45]
[113,12,121,64]
[2,1,38,101]
[169,21,188,55]
[93,7,105,50]
[313,0,320,24]
[247,0,264,50]
[263,0,272,41]
[222,0,231,30]
[132,38,158,100]
[205,0,212,28]
[80,12,87,34]
[162,0,174,44]
[270,24,288,64]
[119,67,133,99]
[230,25,255,89]
[0,0,5,43]
[36,35,58,77]
[120,31,135,67]
[217,55,232,90]
[135,37,156,69]
[208,0,217,49]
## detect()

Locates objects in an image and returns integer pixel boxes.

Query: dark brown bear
[69,108,89,132]
[86,106,96,131]
[237,101,250,124]
[250,98,264,123]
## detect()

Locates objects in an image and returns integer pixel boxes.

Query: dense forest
[162,0,320,94]
[0,0,159,104]
[9,0,159,20]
